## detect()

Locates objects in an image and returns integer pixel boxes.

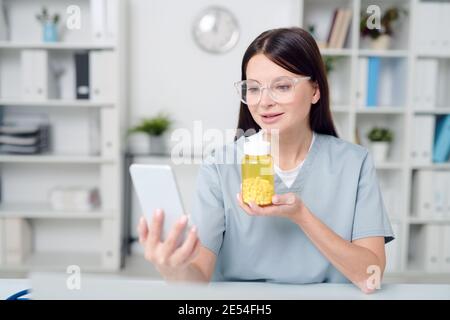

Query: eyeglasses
[234,76,311,106]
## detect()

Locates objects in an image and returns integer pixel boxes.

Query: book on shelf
[416,225,450,273]
[416,2,450,52]
[21,50,58,101]
[412,170,450,219]
[74,52,90,100]
[433,115,450,163]
[385,222,401,273]
[356,57,368,107]
[413,59,438,110]
[443,226,450,271]
[366,57,380,107]
[4,218,32,265]
[326,8,352,49]
[89,51,116,101]
[411,115,435,164]
[90,0,118,42]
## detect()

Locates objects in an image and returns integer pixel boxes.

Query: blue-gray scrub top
[191,132,395,283]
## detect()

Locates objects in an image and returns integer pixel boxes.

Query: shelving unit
[0,0,126,272]
[300,0,450,278]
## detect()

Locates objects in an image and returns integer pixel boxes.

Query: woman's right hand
[137,209,201,280]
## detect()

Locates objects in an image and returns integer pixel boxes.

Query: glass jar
[241,136,274,206]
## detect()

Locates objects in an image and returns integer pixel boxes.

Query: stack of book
[326,8,352,49]
[0,123,50,154]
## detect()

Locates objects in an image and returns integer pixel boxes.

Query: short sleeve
[352,151,395,244]
[190,163,225,255]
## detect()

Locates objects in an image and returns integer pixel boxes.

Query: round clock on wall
[192,6,240,54]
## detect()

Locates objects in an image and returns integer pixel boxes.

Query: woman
[137,27,394,293]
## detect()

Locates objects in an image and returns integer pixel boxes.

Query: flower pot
[149,135,167,155]
[370,142,390,163]
[370,35,391,50]
[43,21,58,42]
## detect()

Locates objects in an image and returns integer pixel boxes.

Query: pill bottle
[241,134,274,206]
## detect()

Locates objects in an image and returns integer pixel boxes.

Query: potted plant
[360,7,407,50]
[36,7,60,42]
[129,113,172,155]
[367,127,393,163]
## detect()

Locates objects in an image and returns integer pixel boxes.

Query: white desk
[1,274,448,300]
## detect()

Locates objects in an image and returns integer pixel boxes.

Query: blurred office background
[0,0,449,283]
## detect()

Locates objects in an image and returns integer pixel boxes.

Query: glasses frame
[234,75,312,106]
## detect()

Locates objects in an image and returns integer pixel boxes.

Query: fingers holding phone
[138,209,199,275]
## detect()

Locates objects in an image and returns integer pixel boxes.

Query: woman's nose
[259,87,276,107]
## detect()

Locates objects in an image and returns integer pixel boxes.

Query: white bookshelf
[301,0,450,278]
[0,0,126,272]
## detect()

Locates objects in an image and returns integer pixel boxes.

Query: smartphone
[129,164,188,246]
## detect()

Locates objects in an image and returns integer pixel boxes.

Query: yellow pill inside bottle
[241,134,274,206]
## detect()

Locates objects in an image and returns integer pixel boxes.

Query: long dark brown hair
[236,27,338,138]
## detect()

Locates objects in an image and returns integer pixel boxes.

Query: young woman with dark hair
[138,27,394,293]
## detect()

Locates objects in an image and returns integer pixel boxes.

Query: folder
[21,50,57,100]
[89,51,116,101]
[433,172,447,218]
[366,57,380,107]
[443,226,450,271]
[356,58,368,107]
[90,0,107,41]
[412,170,434,217]
[433,115,450,163]
[74,52,90,99]
[385,223,401,273]
[411,116,435,164]
[420,225,441,272]
[4,219,32,265]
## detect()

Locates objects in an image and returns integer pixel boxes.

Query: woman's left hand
[236,191,306,224]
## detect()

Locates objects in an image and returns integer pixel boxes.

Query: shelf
[0,41,116,50]
[331,105,350,113]
[0,155,115,164]
[0,252,104,272]
[358,49,409,58]
[0,203,113,219]
[416,51,450,59]
[411,163,450,170]
[356,107,405,114]
[414,108,450,115]
[374,162,404,170]
[408,217,450,225]
[0,99,114,108]
[320,48,352,56]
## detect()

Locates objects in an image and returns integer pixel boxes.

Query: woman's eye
[247,87,259,94]
[275,84,292,91]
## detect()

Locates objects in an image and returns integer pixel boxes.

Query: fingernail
[179,215,187,224]
[236,193,240,201]
[155,209,162,217]
[272,196,279,203]
[139,216,145,224]
[249,202,255,208]
[191,226,197,233]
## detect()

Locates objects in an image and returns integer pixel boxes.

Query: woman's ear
[312,83,320,104]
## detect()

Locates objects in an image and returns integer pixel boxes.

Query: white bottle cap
[244,133,271,156]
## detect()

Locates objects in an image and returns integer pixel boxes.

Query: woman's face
[245,54,320,135]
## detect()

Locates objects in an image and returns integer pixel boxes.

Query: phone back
[129,164,186,243]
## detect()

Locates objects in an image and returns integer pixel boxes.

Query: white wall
[127,0,301,152]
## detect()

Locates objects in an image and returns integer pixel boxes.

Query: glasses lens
[270,77,295,103]
[238,80,260,105]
